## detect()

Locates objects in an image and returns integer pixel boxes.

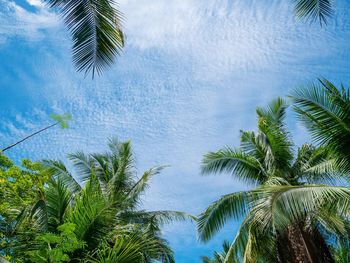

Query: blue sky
[1,0,350,261]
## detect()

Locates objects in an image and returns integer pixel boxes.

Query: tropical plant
[44,0,124,76]
[0,155,51,260]
[84,227,174,263]
[1,113,72,153]
[8,139,189,262]
[198,98,350,263]
[28,223,86,263]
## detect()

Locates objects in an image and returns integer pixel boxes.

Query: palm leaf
[224,221,249,263]
[85,228,174,263]
[124,166,167,207]
[67,175,111,247]
[68,151,95,182]
[201,148,265,184]
[256,97,288,126]
[292,144,338,184]
[256,97,294,174]
[43,159,82,192]
[45,0,124,76]
[250,185,350,232]
[197,192,248,242]
[290,80,350,167]
[31,199,49,232]
[45,177,74,231]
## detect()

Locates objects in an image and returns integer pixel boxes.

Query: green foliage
[290,79,350,172]
[0,157,49,215]
[9,139,189,262]
[44,0,124,76]
[28,223,85,263]
[51,113,72,129]
[0,155,51,260]
[199,97,349,262]
[332,238,350,263]
[85,228,174,263]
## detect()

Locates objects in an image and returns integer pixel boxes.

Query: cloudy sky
[1,0,350,261]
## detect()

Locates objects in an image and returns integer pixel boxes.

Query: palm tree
[293,0,334,25]
[198,98,350,263]
[45,0,124,76]
[11,139,189,262]
[1,113,71,153]
[290,79,350,262]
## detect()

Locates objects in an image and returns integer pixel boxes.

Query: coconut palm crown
[198,98,350,263]
[12,139,189,262]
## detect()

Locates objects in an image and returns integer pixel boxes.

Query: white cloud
[0,0,60,42]
[2,0,350,261]
[27,0,46,8]
[118,0,342,81]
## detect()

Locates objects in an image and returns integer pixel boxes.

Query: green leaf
[45,0,124,76]
[50,113,72,129]
[202,147,265,184]
[197,192,248,242]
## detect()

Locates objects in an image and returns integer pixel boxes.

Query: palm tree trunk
[1,122,59,152]
[277,224,334,263]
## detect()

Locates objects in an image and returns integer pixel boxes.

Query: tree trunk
[277,224,334,263]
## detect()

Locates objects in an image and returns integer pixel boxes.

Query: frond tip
[293,0,334,25]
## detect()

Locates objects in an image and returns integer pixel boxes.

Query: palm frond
[31,199,48,232]
[106,140,135,199]
[250,185,350,232]
[264,176,290,186]
[45,177,74,231]
[290,80,350,169]
[240,130,270,170]
[86,228,174,263]
[67,175,111,247]
[45,0,124,76]
[223,219,250,263]
[256,97,288,126]
[43,159,81,192]
[90,153,111,184]
[201,147,265,184]
[315,206,348,235]
[125,166,167,207]
[117,210,193,236]
[333,237,350,263]
[197,192,248,242]
[68,151,95,182]
[292,144,338,184]
[256,98,294,174]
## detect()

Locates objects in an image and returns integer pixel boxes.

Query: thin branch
[1,122,59,152]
